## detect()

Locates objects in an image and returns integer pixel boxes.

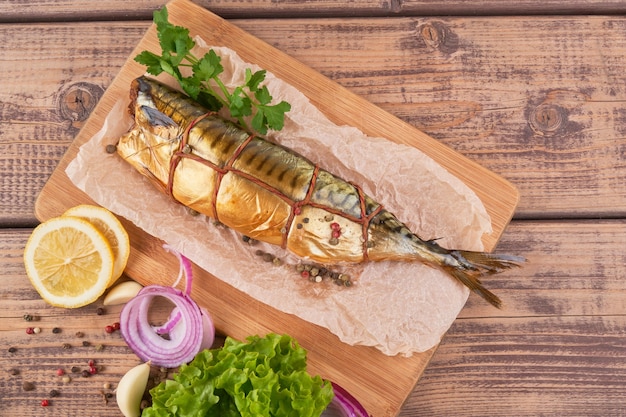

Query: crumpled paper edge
[66,43,492,356]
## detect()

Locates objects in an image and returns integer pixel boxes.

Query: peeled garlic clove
[103,280,143,306]
[116,361,151,417]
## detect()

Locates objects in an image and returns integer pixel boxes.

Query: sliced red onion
[322,382,369,417]
[119,246,215,368]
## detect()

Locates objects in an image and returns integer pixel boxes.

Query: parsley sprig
[135,7,291,135]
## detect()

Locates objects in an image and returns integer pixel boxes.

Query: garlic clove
[116,361,151,417]
[103,280,143,306]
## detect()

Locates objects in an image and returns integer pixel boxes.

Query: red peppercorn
[56,368,65,376]
[88,360,95,367]
[89,366,98,375]
[301,270,310,279]
[112,322,120,331]
[104,325,114,334]
[330,222,341,230]
[331,229,341,238]
[25,327,34,334]
[294,206,302,215]
[41,399,49,407]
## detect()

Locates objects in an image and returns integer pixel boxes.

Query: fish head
[115,78,184,192]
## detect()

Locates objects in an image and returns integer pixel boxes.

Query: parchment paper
[66,43,492,356]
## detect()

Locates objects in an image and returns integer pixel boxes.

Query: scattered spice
[8,347,16,353]
[75,331,84,338]
[82,341,91,347]
[49,389,60,398]
[33,326,41,334]
[103,382,111,390]
[62,375,72,384]
[9,368,19,376]
[104,325,114,334]
[71,366,81,373]
[56,368,65,376]
[52,327,62,334]
[22,381,35,391]
[96,307,106,315]
[95,344,105,352]
[41,399,50,407]
[81,370,90,378]
[23,314,34,322]
[105,144,117,154]
[25,327,34,335]
[62,343,72,349]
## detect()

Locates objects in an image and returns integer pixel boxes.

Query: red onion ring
[119,246,215,368]
[322,382,369,417]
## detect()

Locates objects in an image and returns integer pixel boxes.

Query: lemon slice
[63,205,130,286]
[24,216,114,308]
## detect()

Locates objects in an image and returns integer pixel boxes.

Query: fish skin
[116,76,523,307]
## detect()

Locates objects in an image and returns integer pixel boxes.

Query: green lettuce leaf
[142,334,334,417]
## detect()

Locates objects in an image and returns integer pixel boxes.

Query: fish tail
[441,250,525,308]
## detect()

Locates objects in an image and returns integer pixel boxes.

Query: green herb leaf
[135,6,291,135]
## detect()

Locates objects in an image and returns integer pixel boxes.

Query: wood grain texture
[3,15,626,226]
[0,22,147,227]
[2,0,626,21]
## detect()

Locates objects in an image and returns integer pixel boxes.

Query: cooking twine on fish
[166,112,384,261]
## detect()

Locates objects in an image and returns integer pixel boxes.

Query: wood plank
[4,219,626,416]
[459,220,626,318]
[0,22,148,226]
[2,15,626,226]
[2,0,626,22]
[406,314,626,416]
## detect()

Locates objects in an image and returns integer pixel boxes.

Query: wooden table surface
[2,1,626,416]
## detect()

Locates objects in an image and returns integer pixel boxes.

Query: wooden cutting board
[35,0,519,415]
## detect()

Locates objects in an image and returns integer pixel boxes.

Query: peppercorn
[22,381,35,391]
[33,327,41,334]
[272,257,282,266]
[52,327,61,334]
[62,343,71,349]
[75,331,84,338]
[95,344,105,352]
[8,347,16,353]
[81,370,90,378]
[105,144,117,154]
[56,368,65,376]
[71,366,81,373]
[82,341,90,347]
[62,375,71,384]
[49,389,60,398]
[25,327,34,334]
[112,322,120,331]
[96,307,105,315]
[301,270,310,279]
[23,314,34,322]
[104,325,114,334]
[41,399,50,407]
[262,253,274,263]
[9,368,19,376]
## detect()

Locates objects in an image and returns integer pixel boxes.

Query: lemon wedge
[24,216,114,308]
[63,205,130,286]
